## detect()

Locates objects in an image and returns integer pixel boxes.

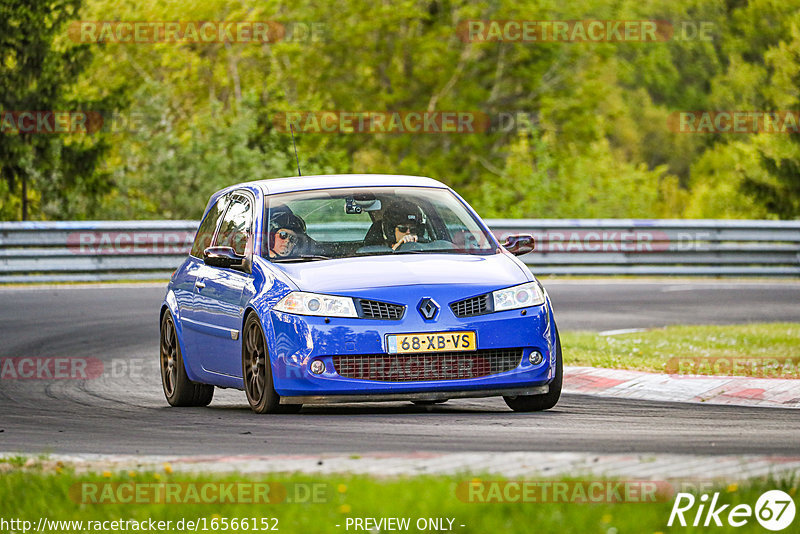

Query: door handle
[195,280,205,290]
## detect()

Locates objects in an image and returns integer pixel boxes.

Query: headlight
[492,281,545,311]
[274,291,358,318]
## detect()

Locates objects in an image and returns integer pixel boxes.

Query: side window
[190,195,229,258]
[214,195,253,256]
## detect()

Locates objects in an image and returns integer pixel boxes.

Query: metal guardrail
[489,219,800,277]
[0,219,798,282]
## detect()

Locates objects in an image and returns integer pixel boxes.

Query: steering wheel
[393,239,425,251]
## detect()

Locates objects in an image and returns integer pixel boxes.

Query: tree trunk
[21,174,27,221]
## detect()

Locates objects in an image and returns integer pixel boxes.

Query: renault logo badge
[418,298,439,320]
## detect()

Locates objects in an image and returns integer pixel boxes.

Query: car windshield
[262,186,496,261]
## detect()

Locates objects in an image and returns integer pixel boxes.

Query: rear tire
[160,311,214,407]
[242,313,302,414]
[504,326,562,412]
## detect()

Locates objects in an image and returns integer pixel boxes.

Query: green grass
[0,455,28,467]
[561,323,800,374]
[0,467,797,534]
[0,453,50,467]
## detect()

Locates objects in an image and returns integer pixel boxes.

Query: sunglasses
[396,224,420,234]
[276,230,298,244]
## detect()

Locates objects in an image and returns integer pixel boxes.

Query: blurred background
[1,0,799,222]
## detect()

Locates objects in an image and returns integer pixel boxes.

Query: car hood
[273,253,531,293]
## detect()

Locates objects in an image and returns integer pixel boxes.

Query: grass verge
[0,466,797,534]
[561,322,800,375]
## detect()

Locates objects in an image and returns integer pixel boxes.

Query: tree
[683,0,800,219]
[750,15,800,218]
[0,0,115,220]
[98,84,297,220]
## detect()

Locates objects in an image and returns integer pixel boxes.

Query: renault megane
[159,174,561,413]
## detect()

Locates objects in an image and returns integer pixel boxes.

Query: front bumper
[280,385,549,404]
[264,286,556,398]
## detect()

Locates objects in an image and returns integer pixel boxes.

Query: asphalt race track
[0,280,799,456]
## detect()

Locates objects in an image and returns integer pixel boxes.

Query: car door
[191,192,255,378]
[176,193,230,378]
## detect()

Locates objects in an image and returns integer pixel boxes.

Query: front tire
[160,311,214,407]
[242,313,301,414]
[504,327,562,412]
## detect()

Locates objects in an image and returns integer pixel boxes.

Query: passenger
[267,211,306,258]
[381,202,425,250]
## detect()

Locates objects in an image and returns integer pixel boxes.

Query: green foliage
[3,0,800,220]
[478,129,673,218]
[684,140,774,219]
[97,85,295,219]
[0,0,119,220]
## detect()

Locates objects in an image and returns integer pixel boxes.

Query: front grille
[358,299,405,320]
[332,349,523,382]
[450,294,491,317]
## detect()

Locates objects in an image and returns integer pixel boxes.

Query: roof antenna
[290,124,302,176]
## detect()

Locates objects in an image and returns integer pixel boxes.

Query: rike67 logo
[668,490,796,530]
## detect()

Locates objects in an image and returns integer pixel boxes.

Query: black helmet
[381,201,425,240]
[269,210,306,233]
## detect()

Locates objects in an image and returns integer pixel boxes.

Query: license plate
[386,331,476,354]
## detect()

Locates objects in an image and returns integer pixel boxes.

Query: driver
[381,202,425,250]
[267,210,306,258]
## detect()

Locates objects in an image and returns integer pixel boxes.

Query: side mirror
[203,246,246,269]
[502,234,535,256]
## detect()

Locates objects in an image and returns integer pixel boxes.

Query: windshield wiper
[271,254,331,263]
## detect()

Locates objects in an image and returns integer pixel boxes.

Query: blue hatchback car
[160,174,561,413]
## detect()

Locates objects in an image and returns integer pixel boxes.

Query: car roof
[238,174,449,195]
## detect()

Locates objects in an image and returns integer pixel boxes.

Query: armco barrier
[0,219,798,282]
[489,219,800,277]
